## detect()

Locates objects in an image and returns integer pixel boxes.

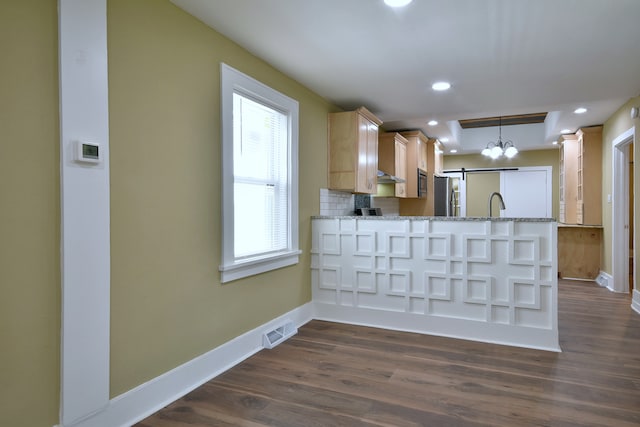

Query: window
[219,64,299,283]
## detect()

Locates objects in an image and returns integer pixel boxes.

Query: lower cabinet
[558,225,602,280]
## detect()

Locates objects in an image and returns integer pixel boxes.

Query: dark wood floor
[137,280,640,426]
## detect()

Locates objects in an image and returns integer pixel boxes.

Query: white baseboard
[314,302,561,353]
[62,302,313,427]
[632,289,640,315]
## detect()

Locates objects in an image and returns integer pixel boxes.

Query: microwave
[417,169,428,198]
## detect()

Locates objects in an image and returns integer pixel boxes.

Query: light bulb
[490,146,503,159]
[504,146,518,158]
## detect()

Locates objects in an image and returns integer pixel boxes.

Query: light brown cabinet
[559,134,579,224]
[559,126,602,225]
[576,126,603,225]
[399,131,440,215]
[433,139,444,175]
[399,130,429,198]
[378,132,408,197]
[328,107,383,194]
[558,225,602,279]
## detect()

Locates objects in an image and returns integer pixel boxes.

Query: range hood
[377,170,406,184]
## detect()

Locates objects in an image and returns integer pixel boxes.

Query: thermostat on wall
[75,141,101,164]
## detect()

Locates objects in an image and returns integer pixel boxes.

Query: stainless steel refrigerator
[434,175,457,216]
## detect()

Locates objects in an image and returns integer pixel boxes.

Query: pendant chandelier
[481,117,518,159]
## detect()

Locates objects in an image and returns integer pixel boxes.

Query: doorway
[612,127,635,294]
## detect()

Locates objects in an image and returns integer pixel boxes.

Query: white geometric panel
[311,217,559,351]
[465,236,491,262]
[318,266,340,290]
[512,279,540,309]
[355,232,375,255]
[464,276,490,304]
[450,261,463,275]
[540,266,553,281]
[510,237,539,265]
[427,274,451,301]
[389,271,409,294]
[424,259,447,275]
[492,279,510,305]
[320,232,341,255]
[387,233,410,258]
[411,274,426,294]
[339,290,354,306]
[409,297,426,314]
[425,234,451,259]
[354,269,376,293]
[492,306,510,324]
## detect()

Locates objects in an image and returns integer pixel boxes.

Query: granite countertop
[312,215,556,222]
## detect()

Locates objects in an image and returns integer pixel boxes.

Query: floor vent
[262,320,297,349]
[595,274,607,287]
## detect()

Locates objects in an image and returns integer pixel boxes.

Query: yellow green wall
[108,0,333,396]
[444,149,560,218]
[601,95,640,276]
[0,1,60,427]
[465,172,501,217]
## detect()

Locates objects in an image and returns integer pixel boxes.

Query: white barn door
[500,167,552,218]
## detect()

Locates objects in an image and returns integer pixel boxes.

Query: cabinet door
[365,117,379,193]
[355,114,369,193]
[395,139,407,197]
[356,114,378,193]
[577,126,603,225]
[559,135,579,224]
[576,135,584,224]
[433,141,443,175]
[418,139,428,171]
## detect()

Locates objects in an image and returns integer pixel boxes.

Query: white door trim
[612,127,635,293]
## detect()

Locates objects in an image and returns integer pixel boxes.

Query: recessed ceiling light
[552,140,558,145]
[450,149,458,153]
[574,107,587,114]
[428,120,438,126]
[432,81,451,91]
[440,137,449,143]
[384,0,412,7]
[561,129,572,134]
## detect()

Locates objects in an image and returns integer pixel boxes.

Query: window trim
[219,63,300,283]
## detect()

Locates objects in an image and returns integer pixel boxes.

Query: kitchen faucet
[488,192,506,217]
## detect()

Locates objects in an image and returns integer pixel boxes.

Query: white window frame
[219,63,300,283]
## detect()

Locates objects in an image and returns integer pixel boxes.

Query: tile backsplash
[319,188,399,216]
[319,188,355,216]
[371,197,399,216]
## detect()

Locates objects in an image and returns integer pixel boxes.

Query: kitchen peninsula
[311,216,559,352]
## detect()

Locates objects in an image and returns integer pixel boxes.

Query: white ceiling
[171,0,640,154]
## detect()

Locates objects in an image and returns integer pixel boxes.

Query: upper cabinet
[433,139,444,175]
[328,107,383,194]
[398,131,442,216]
[559,133,579,224]
[400,130,429,198]
[576,126,603,225]
[378,132,408,198]
[558,126,602,225]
